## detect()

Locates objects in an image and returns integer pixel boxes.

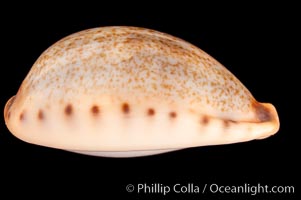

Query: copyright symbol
[126,184,134,192]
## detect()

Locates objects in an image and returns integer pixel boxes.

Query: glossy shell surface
[4,26,279,157]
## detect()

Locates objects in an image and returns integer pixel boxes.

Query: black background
[0,3,298,199]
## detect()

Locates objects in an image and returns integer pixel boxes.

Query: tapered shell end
[252,102,280,139]
[4,96,15,124]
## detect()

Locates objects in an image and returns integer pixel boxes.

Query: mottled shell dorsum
[4,26,279,152]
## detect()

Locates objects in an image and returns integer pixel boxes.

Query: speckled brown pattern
[20,27,255,119]
[4,26,279,156]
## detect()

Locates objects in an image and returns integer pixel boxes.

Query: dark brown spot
[252,102,272,122]
[169,111,177,118]
[91,105,100,115]
[122,103,130,114]
[147,108,155,116]
[202,116,209,125]
[38,109,44,120]
[65,104,73,116]
[19,111,25,121]
[223,119,237,128]
[223,120,230,128]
